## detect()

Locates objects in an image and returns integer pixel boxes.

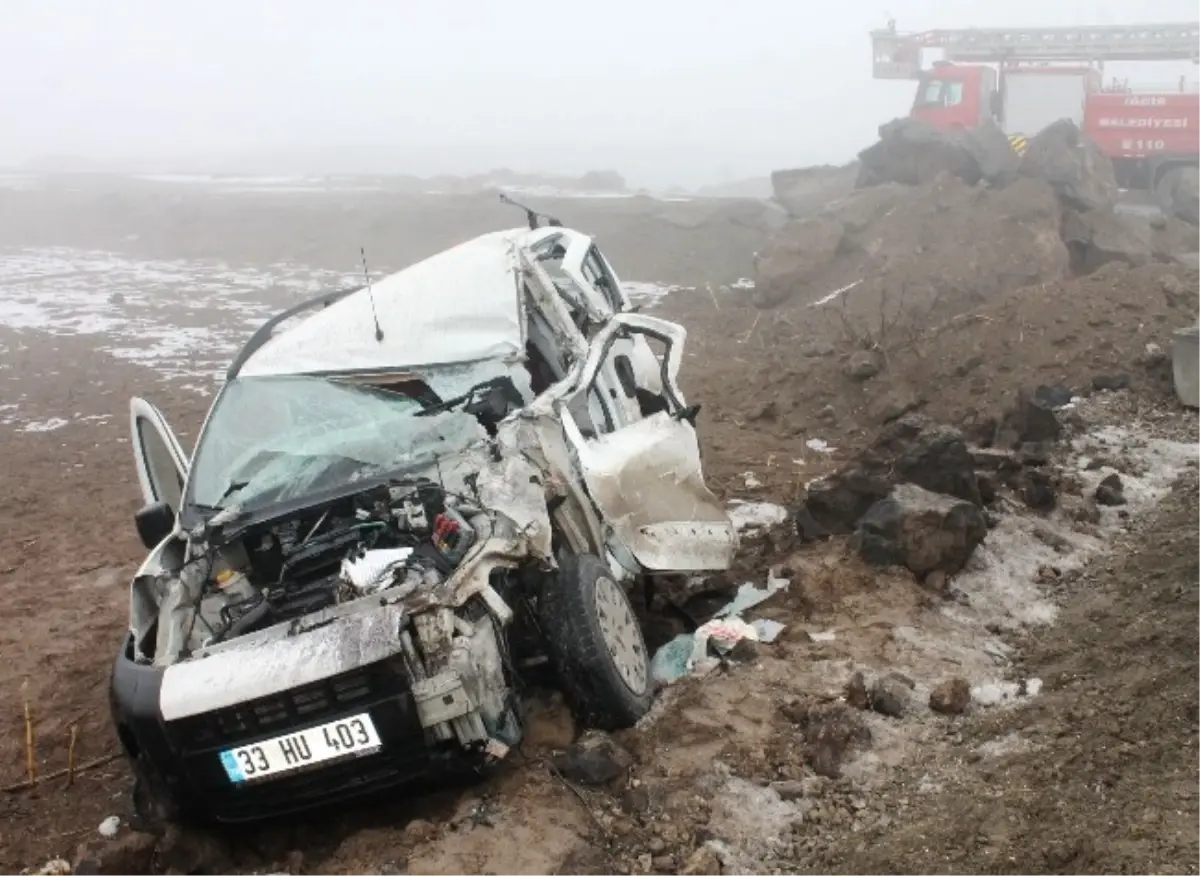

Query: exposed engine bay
[142,478,492,668]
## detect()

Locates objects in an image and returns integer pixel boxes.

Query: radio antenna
[360,246,384,342]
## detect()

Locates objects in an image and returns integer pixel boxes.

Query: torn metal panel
[475,450,554,561]
[495,414,606,558]
[564,411,737,572]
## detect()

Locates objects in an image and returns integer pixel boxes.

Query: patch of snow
[805,437,836,453]
[22,417,68,433]
[620,280,686,308]
[880,423,1197,714]
[975,731,1034,759]
[972,678,1042,707]
[810,279,862,308]
[0,246,363,383]
[726,500,788,532]
[705,770,804,873]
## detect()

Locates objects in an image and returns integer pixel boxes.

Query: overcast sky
[1,0,1196,187]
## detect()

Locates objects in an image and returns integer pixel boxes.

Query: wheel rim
[593,575,648,694]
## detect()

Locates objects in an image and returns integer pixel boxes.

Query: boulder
[751,215,844,307]
[802,461,893,534]
[1094,472,1126,506]
[874,415,983,505]
[855,117,1018,189]
[800,416,982,533]
[822,183,908,234]
[870,673,914,718]
[994,388,1062,448]
[1062,208,1153,274]
[1019,119,1118,212]
[770,163,857,219]
[1019,468,1058,511]
[1151,214,1200,262]
[853,484,988,577]
[844,350,882,381]
[964,122,1023,187]
[551,731,633,786]
[844,671,870,710]
[1157,165,1199,226]
[929,677,972,715]
[1033,384,1074,409]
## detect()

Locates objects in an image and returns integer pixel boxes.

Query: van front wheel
[539,552,653,730]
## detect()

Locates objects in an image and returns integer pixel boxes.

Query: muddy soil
[816,471,1200,875]
[1,181,1197,875]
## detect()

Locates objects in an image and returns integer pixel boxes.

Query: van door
[558,313,737,572]
[130,397,189,510]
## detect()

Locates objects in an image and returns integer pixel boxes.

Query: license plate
[219,712,381,784]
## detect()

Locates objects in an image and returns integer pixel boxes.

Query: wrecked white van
[111,222,736,824]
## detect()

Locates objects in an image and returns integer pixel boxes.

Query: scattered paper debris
[715,573,790,618]
[650,572,790,685]
[752,619,786,643]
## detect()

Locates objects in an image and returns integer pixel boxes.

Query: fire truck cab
[870,21,1200,193]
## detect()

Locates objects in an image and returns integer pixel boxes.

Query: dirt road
[0,176,1196,875]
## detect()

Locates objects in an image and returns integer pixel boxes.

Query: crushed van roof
[240,229,534,378]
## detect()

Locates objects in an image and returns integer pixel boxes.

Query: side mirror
[135,501,176,550]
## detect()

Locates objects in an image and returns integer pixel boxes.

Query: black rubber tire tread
[130,752,203,829]
[539,552,653,730]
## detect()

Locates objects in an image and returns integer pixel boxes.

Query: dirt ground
[0,177,1197,875]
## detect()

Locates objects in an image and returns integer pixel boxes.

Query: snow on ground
[0,246,688,432]
[894,411,1197,713]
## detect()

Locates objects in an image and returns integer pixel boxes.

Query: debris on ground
[551,731,634,787]
[1159,165,1199,225]
[855,117,1019,189]
[4,160,1198,876]
[650,572,790,684]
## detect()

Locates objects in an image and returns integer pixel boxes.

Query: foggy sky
[2,0,1197,188]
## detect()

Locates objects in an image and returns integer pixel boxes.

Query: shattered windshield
[182,374,490,523]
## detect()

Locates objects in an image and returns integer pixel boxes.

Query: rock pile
[753,117,1195,309]
[793,396,1085,585]
[1157,165,1199,226]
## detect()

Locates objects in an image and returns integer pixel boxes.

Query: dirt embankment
[2,138,1198,875]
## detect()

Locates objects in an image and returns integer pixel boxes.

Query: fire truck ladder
[872,21,1200,79]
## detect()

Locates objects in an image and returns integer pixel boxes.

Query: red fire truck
[870,21,1200,199]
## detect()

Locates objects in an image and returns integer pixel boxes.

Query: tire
[539,552,653,730]
[129,752,198,830]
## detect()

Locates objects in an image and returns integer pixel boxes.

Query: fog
[2,0,1196,188]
